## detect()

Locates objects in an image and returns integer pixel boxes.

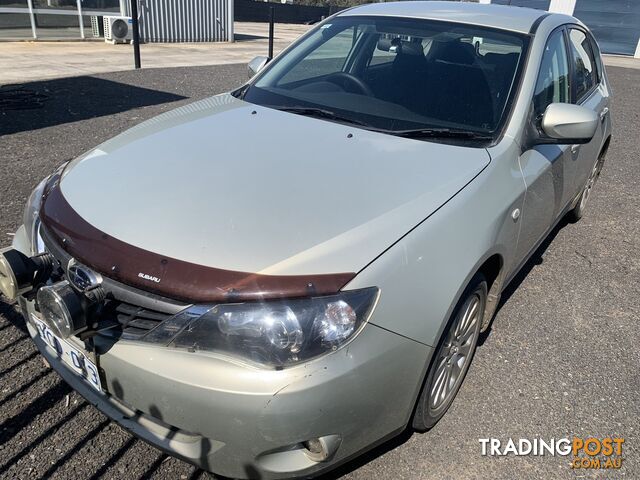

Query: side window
[568,29,597,102]
[587,31,602,84]
[533,30,569,117]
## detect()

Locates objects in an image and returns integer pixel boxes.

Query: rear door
[566,26,609,194]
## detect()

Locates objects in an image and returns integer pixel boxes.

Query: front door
[515,28,573,262]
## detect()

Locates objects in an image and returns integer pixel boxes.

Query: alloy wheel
[579,160,600,212]
[429,293,481,412]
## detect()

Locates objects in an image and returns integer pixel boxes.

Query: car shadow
[479,215,571,345]
[0,300,28,335]
[0,76,186,136]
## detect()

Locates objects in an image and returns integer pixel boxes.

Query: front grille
[100,299,173,339]
[40,225,188,341]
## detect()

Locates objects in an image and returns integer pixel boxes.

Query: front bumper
[23,299,429,478]
[13,224,432,479]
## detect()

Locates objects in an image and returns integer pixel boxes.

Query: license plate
[31,314,102,392]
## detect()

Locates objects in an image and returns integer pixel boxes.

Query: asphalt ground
[0,64,638,479]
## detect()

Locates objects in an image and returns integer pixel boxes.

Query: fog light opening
[302,435,341,462]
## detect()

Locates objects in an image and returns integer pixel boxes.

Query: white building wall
[548,0,576,16]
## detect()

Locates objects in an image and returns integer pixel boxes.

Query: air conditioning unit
[104,16,133,44]
[90,16,102,38]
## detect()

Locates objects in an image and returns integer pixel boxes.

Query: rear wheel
[412,273,487,431]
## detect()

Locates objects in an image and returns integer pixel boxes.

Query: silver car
[0,2,611,478]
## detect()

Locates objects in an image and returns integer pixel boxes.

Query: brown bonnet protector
[40,176,355,303]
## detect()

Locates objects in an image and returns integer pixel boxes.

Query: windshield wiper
[392,127,493,140]
[275,106,372,128]
[272,107,492,140]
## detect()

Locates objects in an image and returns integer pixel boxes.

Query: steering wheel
[325,72,373,97]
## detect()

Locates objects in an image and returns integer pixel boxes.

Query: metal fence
[123,0,233,42]
[234,0,333,25]
[148,0,230,42]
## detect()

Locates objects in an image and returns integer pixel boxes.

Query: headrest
[377,37,424,56]
[432,41,476,65]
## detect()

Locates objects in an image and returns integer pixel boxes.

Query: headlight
[141,287,379,367]
[23,177,48,254]
[23,162,67,254]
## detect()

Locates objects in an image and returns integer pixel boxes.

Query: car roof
[339,1,551,34]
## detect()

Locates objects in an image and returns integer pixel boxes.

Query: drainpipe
[26,0,37,39]
[228,0,234,42]
[76,0,85,39]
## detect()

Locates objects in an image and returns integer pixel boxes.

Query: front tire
[412,273,487,431]
[568,153,605,222]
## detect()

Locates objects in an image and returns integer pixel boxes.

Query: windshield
[241,16,527,138]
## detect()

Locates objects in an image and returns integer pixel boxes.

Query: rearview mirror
[248,56,269,79]
[541,103,598,144]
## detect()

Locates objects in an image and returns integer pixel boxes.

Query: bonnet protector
[40,178,355,303]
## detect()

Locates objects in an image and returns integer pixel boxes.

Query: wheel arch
[599,135,611,159]
[426,249,507,348]
[476,253,505,332]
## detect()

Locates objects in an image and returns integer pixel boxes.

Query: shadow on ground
[234,33,268,42]
[0,299,209,479]
[479,215,571,344]
[0,76,186,136]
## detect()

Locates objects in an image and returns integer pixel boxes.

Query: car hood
[55,93,489,284]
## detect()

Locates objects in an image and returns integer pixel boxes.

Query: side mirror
[540,103,598,144]
[248,56,269,79]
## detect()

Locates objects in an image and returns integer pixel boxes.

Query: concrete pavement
[0,22,310,85]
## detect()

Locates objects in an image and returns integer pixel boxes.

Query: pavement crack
[574,250,593,266]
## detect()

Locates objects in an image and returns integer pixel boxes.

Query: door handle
[600,107,609,122]
[571,144,580,154]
